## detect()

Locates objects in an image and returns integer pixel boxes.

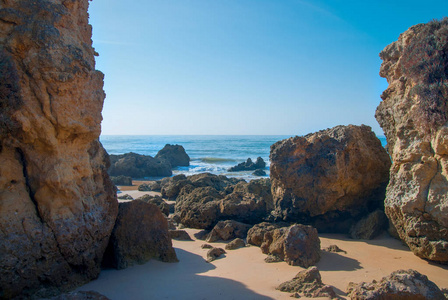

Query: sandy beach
[77,189,448,300]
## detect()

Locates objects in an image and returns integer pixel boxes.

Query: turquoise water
[100,135,387,180]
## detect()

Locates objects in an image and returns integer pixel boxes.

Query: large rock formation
[376,19,448,263]
[155,144,190,167]
[109,152,172,178]
[270,125,391,233]
[0,1,118,298]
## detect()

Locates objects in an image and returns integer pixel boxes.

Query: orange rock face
[0,1,118,298]
[376,19,448,263]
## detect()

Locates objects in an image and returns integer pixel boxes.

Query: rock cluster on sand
[102,201,178,270]
[277,267,337,299]
[376,19,448,263]
[172,174,273,229]
[0,1,118,298]
[258,224,321,268]
[347,269,446,299]
[228,157,266,172]
[270,125,391,233]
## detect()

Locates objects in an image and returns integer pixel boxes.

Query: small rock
[206,248,226,263]
[194,230,210,240]
[117,194,134,200]
[322,245,347,254]
[206,220,252,242]
[201,244,213,249]
[170,230,193,241]
[265,255,282,263]
[225,238,246,250]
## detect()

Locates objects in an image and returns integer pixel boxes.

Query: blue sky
[89,0,448,136]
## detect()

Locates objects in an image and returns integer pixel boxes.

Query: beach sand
[79,191,448,299]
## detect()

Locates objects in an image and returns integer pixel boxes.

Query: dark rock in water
[49,291,110,300]
[346,269,446,299]
[270,125,391,233]
[206,220,252,242]
[170,230,193,241]
[228,157,266,172]
[322,245,346,254]
[174,176,273,229]
[0,1,118,298]
[117,194,134,200]
[225,238,246,250]
[110,175,133,186]
[253,169,267,176]
[277,266,337,299]
[136,194,170,216]
[247,222,286,247]
[206,247,226,262]
[102,200,178,270]
[155,144,190,167]
[350,210,389,240]
[376,19,448,263]
[261,224,321,268]
[109,152,172,178]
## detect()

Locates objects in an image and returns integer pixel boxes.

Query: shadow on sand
[78,248,273,300]
[317,251,362,272]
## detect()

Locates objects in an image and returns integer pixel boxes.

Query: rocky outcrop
[174,175,273,229]
[136,194,170,216]
[102,201,178,270]
[270,125,391,233]
[225,238,246,250]
[206,247,226,263]
[247,222,286,247]
[155,144,190,167]
[375,19,448,263]
[277,267,337,299]
[169,230,193,241]
[206,220,252,242]
[110,175,132,186]
[138,181,161,192]
[228,157,266,172]
[350,210,389,240]
[109,152,172,178]
[0,1,118,298]
[260,224,321,268]
[346,269,446,299]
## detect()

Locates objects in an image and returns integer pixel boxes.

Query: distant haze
[89,0,448,136]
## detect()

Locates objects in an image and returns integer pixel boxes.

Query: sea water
[100,135,387,181]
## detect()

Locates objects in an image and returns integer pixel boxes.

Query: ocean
[100,135,387,181]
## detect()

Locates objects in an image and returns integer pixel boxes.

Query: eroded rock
[350,210,389,240]
[206,247,226,263]
[228,157,266,172]
[170,230,193,241]
[206,220,252,242]
[109,152,172,178]
[225,238,246,250]
[376,18,448,263]
[155,144,190,167]
[270,125,391,233]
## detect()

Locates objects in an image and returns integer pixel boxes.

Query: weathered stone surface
[110,175,132,186]
[277,267,337,299]
[201,244,213,249]
[376,19,448,263]
[136,194,170,216]
[225,238,246,250]
[0,1,118,298]
[103,201,178,270]
[109,152,172,178]
[350,210,389,240]
[247,222,285,247]
[206,220,252,242]
[322,245,347,254]
[138,181,161,192]
[261,224,321,268]
[170,230,193,241]
[228,157,266,172]
[270,125,391,233]
[155,144,190,167]
[206,247,226,263]
[49,291,110,300]
[174,176,273,229]
[346,269,446,299]
[161,174,189,200]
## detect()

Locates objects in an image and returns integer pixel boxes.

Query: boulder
[201,244,213,249]
[375,19,448,263]
[261,224,321,268]
[109,152,172,178]
[252,169,266,176]
[206,220,252,242]
[136,194,170,216]
[110,175,133,186]
[350,210,389,240]
[0,1,118,298]
[225,238,246,250]
[155,144,190,167]
[161,174,189,199]
[270,125,391,233]
[206,247,226,263]
[264,255,283,263]
[174,177,273,229]
[346,269,446,299]
[138,181,162,192]
[228,157,266,172]
[247,222,286,247]
[322,245,347,254]
[170,230,193,241]
[277,266,337,299]
[48,291,110,300]
[102,201,178,270]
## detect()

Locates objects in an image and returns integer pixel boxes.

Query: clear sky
[88,0,448,136]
